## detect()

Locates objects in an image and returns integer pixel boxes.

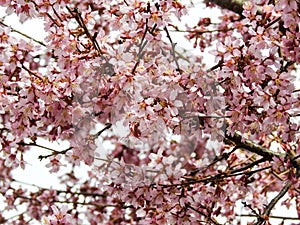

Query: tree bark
[204,0,248,16]
[224,132,285,160]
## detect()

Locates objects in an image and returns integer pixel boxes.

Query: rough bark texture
[225,132,285,160]
[204,0,248,16]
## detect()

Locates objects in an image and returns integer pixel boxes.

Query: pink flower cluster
[0,0,300,224]
[43,205,74,225]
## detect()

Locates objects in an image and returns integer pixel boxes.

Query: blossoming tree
[0,0,300,224]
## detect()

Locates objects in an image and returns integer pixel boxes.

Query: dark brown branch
[52,4,64,23]
[164,26,181,72]
[29,0,62,27]
[254,167,300,224]
[95,123,112,136]
[36,123,111,160]
[264,17,281,29]
[253,181,293,225]
[224,132,285,160]
[2,211,27,224]
[188,146,239,176]
[133,25,157,72]
[10,192,116,210]
[21,64,43,80]
[242,201,261,218]
[186,203,221,225]
[204,0,250,16]
[132,21,151,74]
[167,165,272,187]
[228,165,272,178]
[228,157,267,174]
[18,141,66,154]
[206,60,223,72]
[38,147,72,160]
[66,6,103,56]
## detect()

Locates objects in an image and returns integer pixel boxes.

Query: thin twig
[253,181,293,225]
[239,214,300,221]
[37,124,111,160]
[29,0,61,27]
[206,60,223,72]
[11,178,108,198]
[228,157,267,174]
[0,21,46,47]
[96,123,112,136]
[21,64,43,80]
[66,6,103,56]
[132,21,149,74]
[188,146,239,176]
[52,4,64,23]
[242,201,261,218]
[38,147,73,160]
[164,26,181,72]
[1,211,27,223]
[224,132,286,159]
[169,166,272,187]
[18,141,64,153]
[132,21,158,74]
[166,28,235,34]
[264,17,281,29]
[186,203,222,225]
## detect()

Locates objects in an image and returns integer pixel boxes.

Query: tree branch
[95,123,112,137]
[204,0,247,16]
[38,147,72,160]
[66,6,103,56]
[164,26,181,72]
[253,181,293,225]
[21,64,43,80]
[132,21,157,74]
[224,132,286,160]
[239,214,300,221]
[204,0,262,16]
[228,157,267,174]
[167,165,272,187]
[19,123,112,160]
[186,203,222,225]
[0,21,46,47]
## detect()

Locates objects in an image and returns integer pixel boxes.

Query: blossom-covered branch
[225,131,285,159]
[0,0,299,224]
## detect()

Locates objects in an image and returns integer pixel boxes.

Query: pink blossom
[43,205,74,225]
[0,0,299,224]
